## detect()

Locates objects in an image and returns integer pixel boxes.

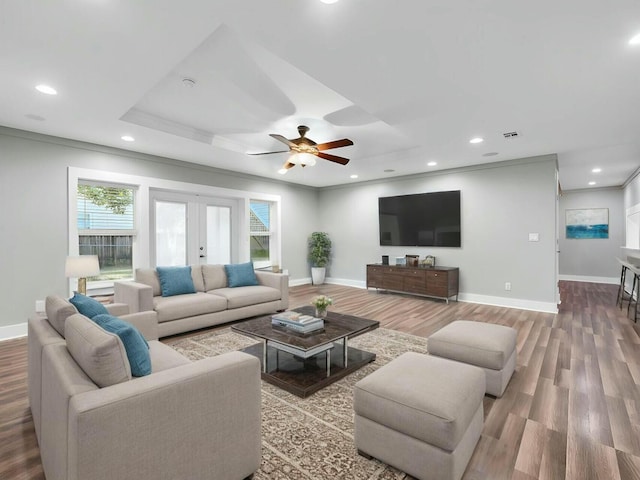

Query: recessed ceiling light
[592,167,602,173]
[182,78,196,88]
[320,0,339,3]
[482,152,499,157]
[278,168,288,175]
[427,161,437,167]
[35,84,57,95]
[588,181,596,186]
[469,137,484,144]
[629,33,640,45]
[350,174,358,179]
[121,135,135,142]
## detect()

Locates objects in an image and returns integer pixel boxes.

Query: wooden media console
[366,264,459,303]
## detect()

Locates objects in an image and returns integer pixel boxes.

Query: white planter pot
[311,267,326,285]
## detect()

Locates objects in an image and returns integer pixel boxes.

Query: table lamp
[65,255,100,295]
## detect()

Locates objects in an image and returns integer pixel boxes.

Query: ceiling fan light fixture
[290,152,317,166]
[320,0,339,4]
[257,126,352,170]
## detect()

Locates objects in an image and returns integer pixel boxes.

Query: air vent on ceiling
[503,131,519,138]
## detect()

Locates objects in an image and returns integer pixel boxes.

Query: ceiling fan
[249,125,353,172]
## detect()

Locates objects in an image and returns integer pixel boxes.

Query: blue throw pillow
[224,262,259,288]
[69,292,109,319]
[92,314,151,377]
[156,266,196,297]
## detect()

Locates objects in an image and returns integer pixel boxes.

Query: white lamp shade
[290,152,317,166]
[65,255,100,278]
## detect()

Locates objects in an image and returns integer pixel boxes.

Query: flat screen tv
[378,190,461,247]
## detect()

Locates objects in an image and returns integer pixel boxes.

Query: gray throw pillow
[65,313,132,388]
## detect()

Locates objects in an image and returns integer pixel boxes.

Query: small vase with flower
[311,295,333,318]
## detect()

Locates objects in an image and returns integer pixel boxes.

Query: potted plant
[308,231,331,285]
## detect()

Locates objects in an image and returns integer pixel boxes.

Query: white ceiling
[1,0,639,189]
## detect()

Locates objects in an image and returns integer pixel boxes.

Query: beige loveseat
[114,264,288,338]
[28,295,261,480]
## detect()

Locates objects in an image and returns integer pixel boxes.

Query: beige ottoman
[354,352,485,480]
[428,320,517,397]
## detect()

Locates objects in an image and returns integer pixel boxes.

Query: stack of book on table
[271,311,324,334]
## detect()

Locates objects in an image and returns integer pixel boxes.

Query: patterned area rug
[167,327,429,480]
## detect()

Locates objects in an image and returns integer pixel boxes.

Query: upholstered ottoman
[354,352,485,480]
[428,320,517,397]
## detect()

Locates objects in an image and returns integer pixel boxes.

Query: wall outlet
[504,282,512,291]
[35,299,45,313]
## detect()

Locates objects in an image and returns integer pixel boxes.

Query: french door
[151,191,237,267]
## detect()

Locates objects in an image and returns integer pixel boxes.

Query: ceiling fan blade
[315,139,354,151]
[247,150,289,156]
[269,134,296,148]
[317,152,350,165]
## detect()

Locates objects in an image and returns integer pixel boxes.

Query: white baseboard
[325,277,367,289]
[289,277,311,287]
[0,322,27,342]
[323,278,558,313]
[290,277,367,288]
[558,275,618,285]
[457,293,558,313]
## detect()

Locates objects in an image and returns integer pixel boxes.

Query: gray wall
[558,188,624,280]
[0,128,318,329]
[318,156,559,306]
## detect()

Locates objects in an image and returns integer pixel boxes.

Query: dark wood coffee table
[231,306,379,398]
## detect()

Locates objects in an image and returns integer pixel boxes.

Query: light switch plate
[529,233,539,242]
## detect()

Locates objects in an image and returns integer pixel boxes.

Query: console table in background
[366,264,459,303]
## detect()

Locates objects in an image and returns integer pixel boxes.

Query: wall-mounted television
[378,190,461,247]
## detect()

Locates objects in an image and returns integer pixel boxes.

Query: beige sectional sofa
[28,295,261,480]
[114,264,289,337]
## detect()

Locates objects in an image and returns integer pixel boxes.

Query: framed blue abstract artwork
[565,208,609,239]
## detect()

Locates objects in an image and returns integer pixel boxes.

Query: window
[70,167,281,291]
[205,205,232,265]
[77,182,136,284]
[154,200,187,266]
[250,200,275,269]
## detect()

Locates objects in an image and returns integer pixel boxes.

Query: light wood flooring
[1,281,640,479]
